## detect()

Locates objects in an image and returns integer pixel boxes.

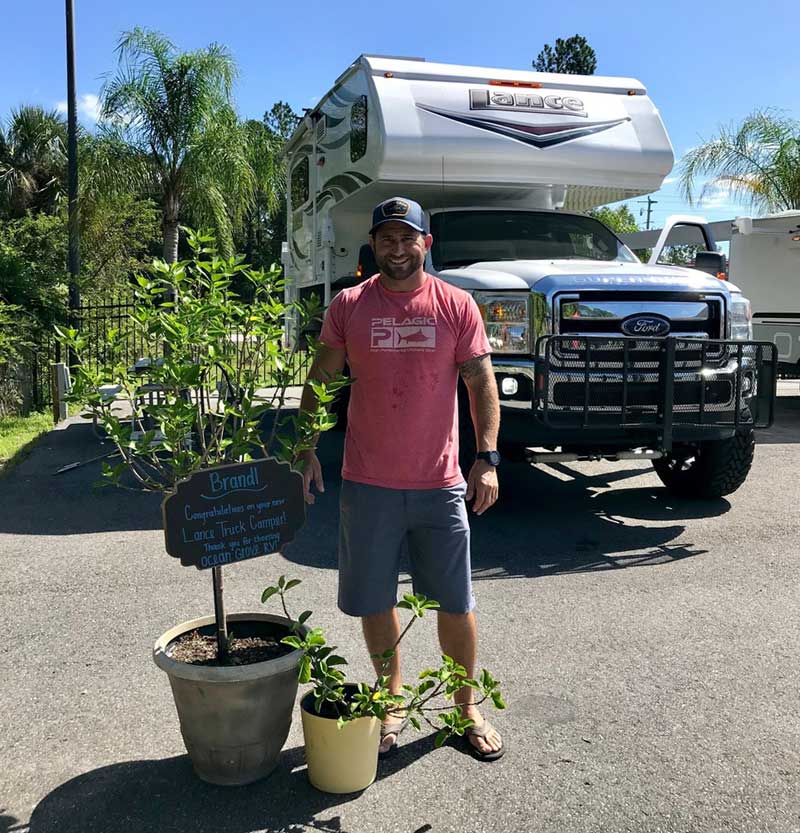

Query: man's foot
[459,706,504,760]
[379,716,408,756]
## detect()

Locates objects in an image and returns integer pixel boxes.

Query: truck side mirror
[694,251,727,280]
[357,243,379,282]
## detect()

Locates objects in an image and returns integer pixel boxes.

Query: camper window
[291,157,309,208]
[350,95,368,163]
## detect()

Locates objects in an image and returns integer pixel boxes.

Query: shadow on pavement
[3,408,763,583]
[28,737,440,833]
[463,459,722,579]
[758,395,800,444]
[0,420,164,536]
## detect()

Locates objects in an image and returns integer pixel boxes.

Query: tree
[589,205,640,235]
[680,109,800,213]
[237,118,286,273]
[99,28,255,262]
[234,101,300,272]
[264,101,301,141]
[0,106,68,218]
[262,101,301,268]
[533,35,597,75]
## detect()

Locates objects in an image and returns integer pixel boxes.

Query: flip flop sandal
[379,717,408,757]
[463,719,505,762]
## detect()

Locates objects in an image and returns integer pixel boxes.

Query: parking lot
[1,386,798,833]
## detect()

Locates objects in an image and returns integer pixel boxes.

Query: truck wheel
[652,429,755,499]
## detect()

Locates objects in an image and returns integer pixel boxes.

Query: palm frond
[680,109,800,212]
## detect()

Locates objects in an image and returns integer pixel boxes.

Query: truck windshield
[430,210,639,269]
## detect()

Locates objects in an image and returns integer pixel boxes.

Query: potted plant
[57,229,348,786]
[262,580,506,794]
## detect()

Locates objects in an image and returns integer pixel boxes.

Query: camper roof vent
[316,118,326,141]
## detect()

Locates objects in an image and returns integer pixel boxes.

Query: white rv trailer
[283,55,777,500]
[622,212,800,373]
[283,54,674,304]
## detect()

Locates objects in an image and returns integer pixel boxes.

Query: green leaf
[327,655,348,666]
[260,586,278,604]
[298,655,311,684]
[491,692,507,710]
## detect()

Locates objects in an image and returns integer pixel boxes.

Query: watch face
[479,451,501,466]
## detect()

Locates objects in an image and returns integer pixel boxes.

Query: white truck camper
[283,55,778,499]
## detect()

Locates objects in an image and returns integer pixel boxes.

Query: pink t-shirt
[319,273,491,490]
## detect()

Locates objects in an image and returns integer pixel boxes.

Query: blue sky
[4,0,798,228]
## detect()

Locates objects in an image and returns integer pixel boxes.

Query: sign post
[162,458,306,658]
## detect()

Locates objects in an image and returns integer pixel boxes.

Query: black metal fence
[32,294,311,407]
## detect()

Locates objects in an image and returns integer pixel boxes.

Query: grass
[0,410,54,477]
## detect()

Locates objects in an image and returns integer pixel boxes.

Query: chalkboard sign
[162,458,306,570]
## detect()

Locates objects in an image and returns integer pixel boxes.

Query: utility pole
[65,0,80,365]
[637,196,658,230]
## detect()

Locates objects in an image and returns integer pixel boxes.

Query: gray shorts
[338,480,474,617]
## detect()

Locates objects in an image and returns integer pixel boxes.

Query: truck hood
[436,259,739,295]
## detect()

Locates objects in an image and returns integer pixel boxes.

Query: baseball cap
[369,197,428,236]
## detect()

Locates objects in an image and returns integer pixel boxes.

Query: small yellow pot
[300,688,381,793]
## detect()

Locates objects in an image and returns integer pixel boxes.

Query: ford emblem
[620,314,671,337]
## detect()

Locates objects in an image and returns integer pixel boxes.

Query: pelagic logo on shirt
[370,316,437,350]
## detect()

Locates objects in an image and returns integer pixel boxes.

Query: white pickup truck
[283,55,777,498]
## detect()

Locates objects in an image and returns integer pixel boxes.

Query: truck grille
[534,335,777,437]
[557,293,724,340]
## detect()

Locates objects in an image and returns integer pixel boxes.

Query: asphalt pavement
[1,389,799,833]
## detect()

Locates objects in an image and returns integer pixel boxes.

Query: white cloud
[662,176,678,185]
[78,93,101,122]
[54,93,102,123]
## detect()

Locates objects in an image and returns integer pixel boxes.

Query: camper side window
[291,157,309,208]
[350,96,368,163]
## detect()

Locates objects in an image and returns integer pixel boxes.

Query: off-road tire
[652,429,755,499]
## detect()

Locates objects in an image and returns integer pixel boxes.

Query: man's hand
[465,459,499,515]
[299,450,324,505]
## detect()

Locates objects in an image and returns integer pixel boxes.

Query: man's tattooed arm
[458,354,500,452]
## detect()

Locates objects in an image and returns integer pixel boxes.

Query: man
[298,197,503,760]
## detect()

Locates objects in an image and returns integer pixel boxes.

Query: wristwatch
[476,450,501,466]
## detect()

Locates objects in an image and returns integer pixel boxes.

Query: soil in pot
[167,619,295,667]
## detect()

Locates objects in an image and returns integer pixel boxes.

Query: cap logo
[382,199,409,219]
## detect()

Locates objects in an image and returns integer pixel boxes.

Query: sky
[4,0,799,229]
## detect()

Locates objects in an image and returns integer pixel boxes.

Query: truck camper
[283,55,777,499]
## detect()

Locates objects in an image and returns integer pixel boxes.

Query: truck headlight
[473,292,531,354]
[729,295,752,341]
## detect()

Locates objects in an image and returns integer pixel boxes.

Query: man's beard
[375,250,424,282]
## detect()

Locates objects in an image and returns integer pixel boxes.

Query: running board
[526,449,664,464]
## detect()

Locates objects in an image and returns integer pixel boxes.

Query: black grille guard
[533,335,778,449]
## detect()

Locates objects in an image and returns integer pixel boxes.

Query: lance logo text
[469,89,587,118]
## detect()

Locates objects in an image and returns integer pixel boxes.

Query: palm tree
[99,28,254,262]
[0,106,68,217]
[239,118,286,268]
[680,110,800,213]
